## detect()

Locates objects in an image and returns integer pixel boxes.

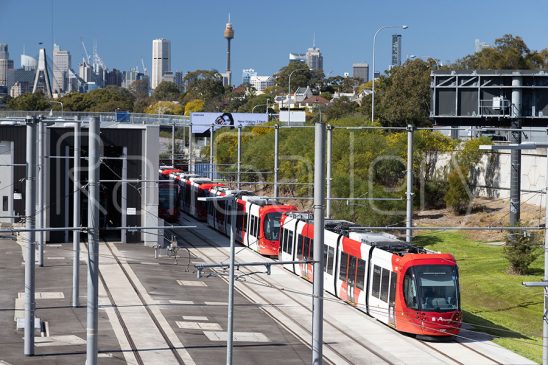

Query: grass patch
[414,231,543,364]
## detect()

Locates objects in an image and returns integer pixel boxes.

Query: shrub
[504,231,541,275]
[444,169,471,214]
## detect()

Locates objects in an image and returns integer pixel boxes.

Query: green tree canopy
[183,70,225,110]
[454,34,544,70]
[376,59,432,127]
[274,61,312,94]
[152,81,181,101]
[7,92,51,111]
[83,86,135,112]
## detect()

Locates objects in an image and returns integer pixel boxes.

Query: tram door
[347,256,357,303]
[0,142,14,224]
[388,272,397,327]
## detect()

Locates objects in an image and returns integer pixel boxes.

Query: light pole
[407,55,440,68]
[48,100,64,116]
[371,24,408,122]
[288,69,302,126]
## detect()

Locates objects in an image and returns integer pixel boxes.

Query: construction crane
[80,38,91,64]
[141,58,147,76]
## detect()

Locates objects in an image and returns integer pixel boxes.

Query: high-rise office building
[391,34,402,67]
[475,39,490,53]
[151,38,171,89]
[52,43,71,96]
[242,68,257,85]
[0,44,14,87]
[79,61,93,83]
[289,53,306,63]
[305,47,323,72]
[352,63,369,83]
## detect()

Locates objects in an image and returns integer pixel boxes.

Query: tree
[59,92,91,111]
[274,62,312,94]
[377,59,431,127]
[454,34,542,70]
[152,81,181,101]
[129,79,149,100]
[145,100,183,115]
[324,97,358,120]
[237,93,273,113]
[83,86,135,112]
[183,70,225,109]
[7,92,50,111]
[184,99,205,116]
[504,231,541,275]
[444,137,491,214]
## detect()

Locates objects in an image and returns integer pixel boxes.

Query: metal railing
[0,110,191,126]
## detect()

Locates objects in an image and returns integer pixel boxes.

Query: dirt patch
[415,197,545,242]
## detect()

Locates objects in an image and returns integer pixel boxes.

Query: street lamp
[252,98,271,121]
[48,100,64,116]
[407,55,441,68]
[371,24,408,122]
[288,69,302,126]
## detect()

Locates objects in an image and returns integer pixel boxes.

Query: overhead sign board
[191,112,268,133]
[279,111,306,124]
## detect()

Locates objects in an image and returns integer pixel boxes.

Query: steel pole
[544,150,548,365]
[326,125,332,218]
[274,124,279,200]
[237,125,241,189]
[121,146,128,244]
[188,124,193,173]
[37,118,44,267]
[226,198,236,365]
[24,117,37,356]
[171,122,175,167]
[312,122,325,365]
[406,125,414,243]
[510,75,522,226]
[86,117,100,365]
[72,121,81,307]
[210,124,214,179]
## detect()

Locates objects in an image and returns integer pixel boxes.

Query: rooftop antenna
[313,32,316,48]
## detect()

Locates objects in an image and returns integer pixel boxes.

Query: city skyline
[1,0,548,83]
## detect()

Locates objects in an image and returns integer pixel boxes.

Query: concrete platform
[0,213,538,364]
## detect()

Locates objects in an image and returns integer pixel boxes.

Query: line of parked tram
[158,167,462,337]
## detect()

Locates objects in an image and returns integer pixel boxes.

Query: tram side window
[327,247,335,274]
[310,239,314,259]
[348,255,357,285]
[297,234,303,257]
[356,259,366,290]
[303,237,310,259]
[288,231,294,255]
[389,272,397,305]
[372,265,381,298]
[403,270,418,309]
[339,252,348,281]
[380,268,390,302]
[243,213,248,232]
[280,229,286,252]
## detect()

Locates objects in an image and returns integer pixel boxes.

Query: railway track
[169,213,509,365]
[168,215,398,365]
[88,239,188,364]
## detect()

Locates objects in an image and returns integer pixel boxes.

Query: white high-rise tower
[151,38,171,90]
[53,43,71,96]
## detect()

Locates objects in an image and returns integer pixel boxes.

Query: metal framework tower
[33,48,52,97]
[224,15,234,86]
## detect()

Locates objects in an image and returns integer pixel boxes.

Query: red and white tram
[205,186,297,256]
[279,212,461,337]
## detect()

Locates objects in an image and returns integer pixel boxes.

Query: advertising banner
[191,112,268,134]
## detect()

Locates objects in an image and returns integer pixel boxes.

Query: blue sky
[1,0,548,84]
